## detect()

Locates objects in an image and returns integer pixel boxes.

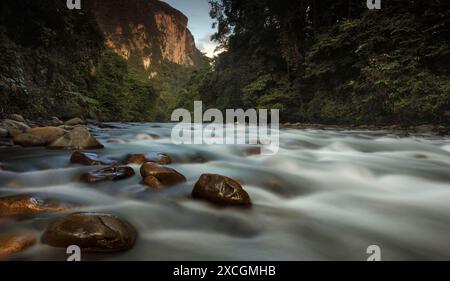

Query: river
[1,123,450,260]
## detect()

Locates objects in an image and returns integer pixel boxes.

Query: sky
[162,0,219,57]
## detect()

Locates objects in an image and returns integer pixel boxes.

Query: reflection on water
[1,123,450,261]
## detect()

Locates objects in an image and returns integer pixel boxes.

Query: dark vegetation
[1,0,449,125]
[181,0,450,125]
[0,0,163,121]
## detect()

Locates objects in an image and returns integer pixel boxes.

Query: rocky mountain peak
[89,0,204,77]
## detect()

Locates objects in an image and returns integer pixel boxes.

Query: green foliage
[89,49,159,121]
[0,0,161,121]
[183,0,450,125]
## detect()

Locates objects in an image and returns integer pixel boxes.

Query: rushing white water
[1,123,450,261]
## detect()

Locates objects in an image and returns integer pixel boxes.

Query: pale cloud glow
[196,33,223,58]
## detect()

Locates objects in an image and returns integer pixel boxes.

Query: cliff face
[89,0,204,76]
[0,0,204,120]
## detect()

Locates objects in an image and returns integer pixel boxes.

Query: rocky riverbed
[1,116,450,260]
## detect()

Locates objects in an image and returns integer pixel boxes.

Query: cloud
[196,33,223,58]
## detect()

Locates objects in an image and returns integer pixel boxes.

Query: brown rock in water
[47,117,64,126]
[140,162,186,188]
[65,117,86,126]
[41,213,137,252]
[192,174,252,207]
[1,119,30,132]
[243,147,261,156]
[81,166,135,183]
[70,152,117,166]
[71,152,103,165]
[0,233,37,259]
[143,175,165,189]
[126,154,147,165]
[8,114,26,123]
[157,153,172,165]
[47,126,104,150]
[126,153,172,165]
[26,127,65,144]
[0,195,72,216]
[13,133,46,147]
[415,124,435,134]
[8,128,23,138]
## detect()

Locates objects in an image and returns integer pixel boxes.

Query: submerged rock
[41,213,137,252]
[415,124,435,134]
[126,153,172,165]
[26,127,65,144]
[243,147,261,156]
[142,176,165,189]
[140,162,186,188]
[46,117,64,127]
[1,119,30,132]
[8,128,23,138]
[65,117,86,126]
[70,152,117,166]
[71,152,103,165]
[13,133,46,147]
[8,114,26,123]
[0,195,72,216]
[47,126,104,150]
[81,166,135,183]
[0,233,37,259]
[192,174,252,207]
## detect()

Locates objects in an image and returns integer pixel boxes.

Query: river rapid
[1,123,450,261]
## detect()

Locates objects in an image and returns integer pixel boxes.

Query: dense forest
[1,0,449,125]
[0,0,199,121]
[180,0,450,125]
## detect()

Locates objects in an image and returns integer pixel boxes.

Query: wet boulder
[126,153,172,165]
[70,152,117,166]
[25,127,65,144]
[140,162,186,188]
[415,124,435,134]
[0,233,37,259]
[192,174,252,207]
[81,166,135,183]
[8,128,23,138]
[46,117,64,127]
[1,119,30,132]
[65,117,86,126]
[8,114,26,123]
[47,126,104,150]
[13,133,46,147]
[0,195,73,216]
[41,213,137,252]
[143,176,165,189]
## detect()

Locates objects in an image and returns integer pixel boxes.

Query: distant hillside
[0,0,206,121]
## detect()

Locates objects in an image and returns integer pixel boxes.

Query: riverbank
[2,114,449,150]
